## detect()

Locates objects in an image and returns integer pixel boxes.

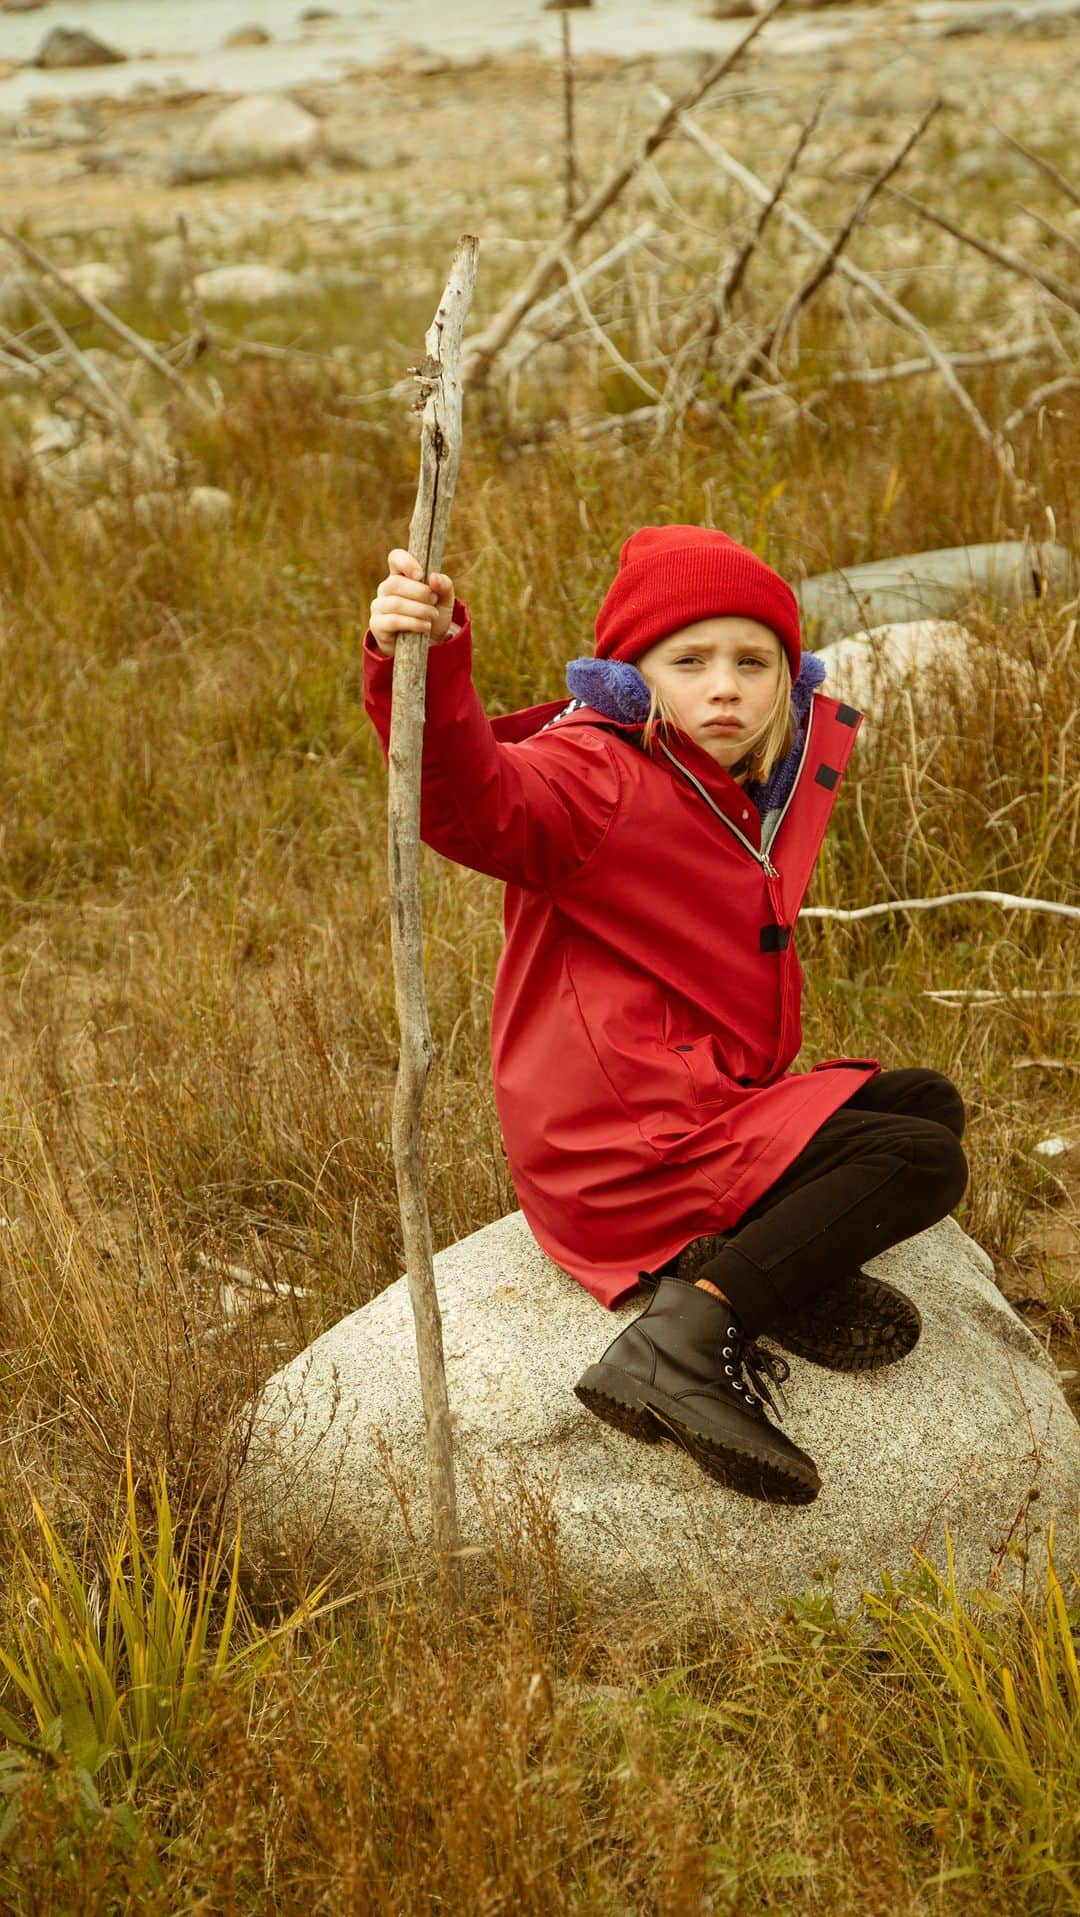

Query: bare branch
[665,104,1014,479]
[463,0,787,386]
[0,224,218,418]
[994,127,1080,210]
[892,188,1080,318]
[730,100,942,400]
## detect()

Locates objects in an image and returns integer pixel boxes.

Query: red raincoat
[364,606,880,1308]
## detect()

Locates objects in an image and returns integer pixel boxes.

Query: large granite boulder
[820,616,1037,724]
[242,1213,1080,1611]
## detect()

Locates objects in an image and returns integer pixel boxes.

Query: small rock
[194,93,321,168]
[222,25,272,48]
[299,6,339,18]
[33,26,126,69]
[63,261,131,306]
[1034,1136,1071,1158]
[186,485,233,524]
[192,263,313,307]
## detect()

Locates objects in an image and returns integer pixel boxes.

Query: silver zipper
[658,739,781,879]
[764,693,816,859]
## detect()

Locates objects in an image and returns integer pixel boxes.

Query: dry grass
[0,43,1078,1908]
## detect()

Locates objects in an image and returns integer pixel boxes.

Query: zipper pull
[760,852,779,879]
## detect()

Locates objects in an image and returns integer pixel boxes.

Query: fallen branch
[660,94,825,426]
[664,104,1015,481]
[803,890,1080,925]
[556,251,664,402]
[731,100,941,400]
[387,235,479,1582]
[922,988,1080,1003]
[0,224,218,418]
[16,280,143,445]
[463,0,786,386]
[891,189,1080,318]
[995,127,1080,211]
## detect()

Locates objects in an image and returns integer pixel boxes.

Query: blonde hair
[640,653,795,786]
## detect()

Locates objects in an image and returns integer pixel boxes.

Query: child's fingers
[428,572,453,600]
[387,547,423,580]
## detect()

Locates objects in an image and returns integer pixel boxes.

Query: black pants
[689,1068,969,1338]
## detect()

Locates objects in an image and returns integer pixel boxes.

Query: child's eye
[741,657,768,669]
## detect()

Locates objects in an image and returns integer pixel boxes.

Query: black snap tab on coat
[836,705,859,727]
[675,1044,693,1052]
[760,924,791,953]
[815,764,840,790]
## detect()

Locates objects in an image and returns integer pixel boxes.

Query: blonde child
[366,526,967,1504]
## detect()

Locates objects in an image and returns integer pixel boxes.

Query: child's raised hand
[369,549,455,657]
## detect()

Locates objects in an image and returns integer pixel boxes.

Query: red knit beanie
[594,525,801,677]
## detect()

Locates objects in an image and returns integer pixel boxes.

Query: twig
[561,11,581,222]
[1017,203,1080,262]
[803,890,1080,924]
[661,94,825,425]
[387,236,479,1583]
[556,251,663,402]
[0,224,217,418]
[665,105,1015,481]
[1003,373,1080,434]
[809,335,1055,393]
[501,224,655,374]
[891,189,1080,318]
[463,0,787,386]
[995,127,1080,211]
[16,279,143,444]
[731,100,942,400]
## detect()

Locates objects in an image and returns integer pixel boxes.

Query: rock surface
[192,263,313,307]
[194,94,321,168]
[242,1212,1080,1611]
[819,616,1037,722]
[800,541,1075,641]
[33,27,125,69]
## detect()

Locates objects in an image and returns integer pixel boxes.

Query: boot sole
[574,1363,820,1506]
[775,1274,922,1373]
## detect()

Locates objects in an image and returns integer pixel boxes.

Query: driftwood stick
[730,100,941,400]
[803,890,1080,925]
[0,225,218,418]
[557,251,664,401]
[463,0,786,386]
[387,235,479,1577]
[890,190,1080,318]
[667,105,1010,471]
[995,128,1080,211]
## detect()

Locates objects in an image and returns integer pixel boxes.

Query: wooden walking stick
[387,236,479,1575]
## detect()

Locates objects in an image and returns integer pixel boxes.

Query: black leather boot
[574,1278,821,1505]
[674,1239,921,1373]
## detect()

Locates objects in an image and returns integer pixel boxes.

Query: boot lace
[721,1325,791,1420]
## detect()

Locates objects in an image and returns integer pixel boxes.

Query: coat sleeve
[363,604,622,890]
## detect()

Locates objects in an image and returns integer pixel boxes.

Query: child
[365,526,968,1505]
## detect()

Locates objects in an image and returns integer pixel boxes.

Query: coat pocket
[811,1056,881,1073]
[669,1037,744,1111]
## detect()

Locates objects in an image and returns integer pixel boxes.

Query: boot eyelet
[721,1346,733,1358]
[724,1364,734,1376]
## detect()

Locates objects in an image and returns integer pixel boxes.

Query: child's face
[637,617,783,767]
